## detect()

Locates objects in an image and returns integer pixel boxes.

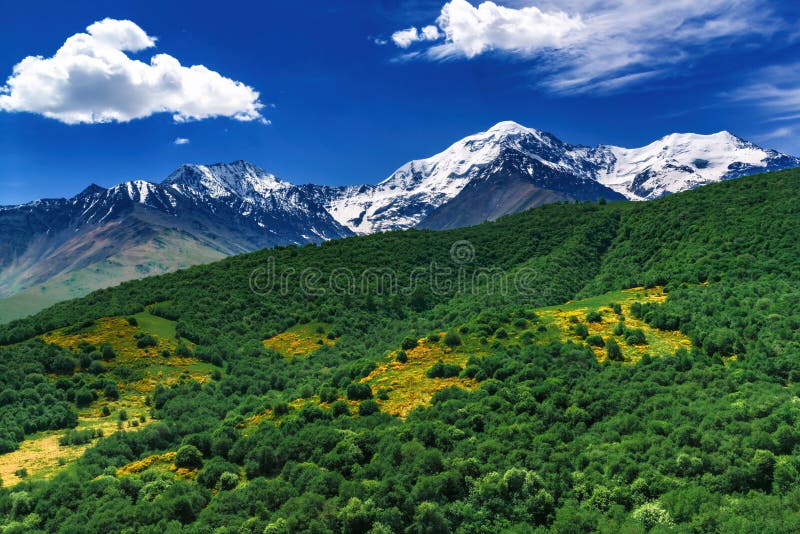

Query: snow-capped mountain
[0,162,352,315]
[595,131,799,200]
[317,121,798,233]
[1,121,797,321]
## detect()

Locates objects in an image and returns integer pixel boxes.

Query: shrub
[625,328,647,345]
[100,344,117,360]
[219,472,239,490]
[272,402,289,416]
[443,332,462,348]
[427,333,440,343]
[396,350,408,363]
[103,384,119,400]
[319,386,338,404]
[426,361,462,379]
[346,383,373,401]
[574,323,589,339]
[586,311,603,323]
[586,335,605,347]
[87,360,105,375]
[126,317,138,327]
[358,400,380,416]
[606,339,624,361]
[495,328,509,339]
[75,388,95,408]
[401,337,418,350]
[136,335,158,349]
[331,400,350,417]
[175,444,204,469]
[613,320,626,336]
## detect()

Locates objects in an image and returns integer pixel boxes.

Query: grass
[263,322,335,358]
[0,415,150,487]
[134,310,177,339]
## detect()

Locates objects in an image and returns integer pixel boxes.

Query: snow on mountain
[595,131,791,200]
[164,160,290,201]
[321,123,800,233]
[323,120,608,234]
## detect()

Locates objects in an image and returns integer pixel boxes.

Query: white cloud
[730,63,800,114]
[392,27,421,48]
[757,127,793,142]
[173,137,190,145]
[388,0,777,94]
[391,24,444,48]
[0,18,266,124]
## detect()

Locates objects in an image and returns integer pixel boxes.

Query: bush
[586,310,603,323]
[396,350,408,363]
[625,328,647,345]
[319,386,338,404]
[219,472,239,490]
[574,323,589,339]
[100,344,117,360]
[443,332,462,348]
[136,334,158,349]
[427,333,440,343]
[358,400,380,416]
[495,328,509,339]
[613,320,626,336]
[426,361,462,379]
[606,339,624,361]
[331,400,350,417]
[126,317,138,327]
[175,444,204,469]
[75,388,95,408]
[586,335,605,347]
[401,337,418,350]
[103,384,119,400]
[87,360,105,375]
[346,383,373,401]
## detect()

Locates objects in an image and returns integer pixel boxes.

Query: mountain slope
[1,170,799,531]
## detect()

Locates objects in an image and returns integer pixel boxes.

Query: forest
[0,168,799,532]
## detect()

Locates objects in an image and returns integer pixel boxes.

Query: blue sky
[1,0,799,205]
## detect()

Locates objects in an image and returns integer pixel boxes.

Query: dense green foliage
[1,169,800,532]
[0,340,79,452]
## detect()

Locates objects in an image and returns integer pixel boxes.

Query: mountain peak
[77,183,107,197]
[164,161,289,200]
[488,120,530,133]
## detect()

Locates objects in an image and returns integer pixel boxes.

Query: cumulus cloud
[173,137,190,145]
[0,18,266,124]
[387,0,776,94]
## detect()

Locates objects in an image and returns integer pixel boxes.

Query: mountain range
[1,120,797,322]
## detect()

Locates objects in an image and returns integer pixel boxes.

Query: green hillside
[0,169,799,532]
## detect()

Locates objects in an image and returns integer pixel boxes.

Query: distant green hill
[1,169,799,532]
